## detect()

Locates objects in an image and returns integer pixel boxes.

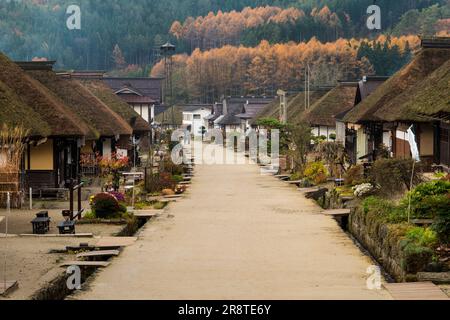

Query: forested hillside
[0,0,447,71]
[0,0,448,103]
[151,35,419,103]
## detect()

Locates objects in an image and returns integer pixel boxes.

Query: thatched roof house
[19,65,133,141]
[0,53,89,138]
[395,58,450,122]
[71,73,151,134]
[251,90,329,125]
[343,48,450,124]
[341,39,450,168]
[301,83,358,127]
[0,80,51,137]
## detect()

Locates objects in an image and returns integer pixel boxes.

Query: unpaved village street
[76,145,391,300]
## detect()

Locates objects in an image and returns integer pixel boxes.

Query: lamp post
[160,42,176,127]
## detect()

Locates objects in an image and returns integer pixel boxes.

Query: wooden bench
[60,261,110,268]
[322,209,351,217]
[287,180,303,185]
[0,280,18,297]
[95,237,137,248]
[322,209,351,229]
[132,210,162,218]
[76,250,120,259]
[411,219,434,226]
[384,282,449,300]
[163,195,183,199]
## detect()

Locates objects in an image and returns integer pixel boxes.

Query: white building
[182,105,213,137]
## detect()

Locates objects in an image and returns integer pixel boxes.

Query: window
[193,114,201,120]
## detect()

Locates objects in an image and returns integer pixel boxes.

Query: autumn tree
[112,44,126,69]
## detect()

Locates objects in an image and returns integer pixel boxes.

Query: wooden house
[300,82,358,142]
[18,62,133,167]
[71,73,153,158]
[0,54,90,196]
[103,77,164,124]
[251,90,329,126]
[337,76,388,163]
[236,98,274,132]
[343,37,450,170]
[204,103,224,130]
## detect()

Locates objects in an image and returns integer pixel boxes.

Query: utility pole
[304,64,311,110]
[277,89,287,124]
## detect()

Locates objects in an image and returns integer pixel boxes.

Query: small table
[31,217,51,234]
[57,220,76,234]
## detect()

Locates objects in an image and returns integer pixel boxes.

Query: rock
[417,272,450,284]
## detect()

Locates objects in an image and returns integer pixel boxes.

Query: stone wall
[349,208,407,281]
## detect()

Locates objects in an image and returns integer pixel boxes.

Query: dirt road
[76,145,390,300]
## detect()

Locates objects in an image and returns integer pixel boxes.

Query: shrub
[369,159,423,196]
[164,159,184,176]
[290,172,303,181]
[402,180,450,219]
[431,193,450,244]
[91,192,126,219]
[362,196,407,223]
[145,172,177,193]
[172,175,183,183]
[404,227,438,248]
[304,161,328,185]
[344,165,365,186]
[401,242,434,274]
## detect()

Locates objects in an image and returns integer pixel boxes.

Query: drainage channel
[30,216,153,300]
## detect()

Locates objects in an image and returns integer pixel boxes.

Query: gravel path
[76,144,390,300]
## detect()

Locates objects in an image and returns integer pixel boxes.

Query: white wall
[311,126,336,141]
[103,138,112,159]
[336,121,346,146]
[183,108,211,136]
[356,128,367,162]
[133,104,151,123]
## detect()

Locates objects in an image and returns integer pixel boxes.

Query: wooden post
[69,180,74,216]
[29,188,32,210]
[77,180,82,218]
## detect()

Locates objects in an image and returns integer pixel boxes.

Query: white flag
[407,126,420,162]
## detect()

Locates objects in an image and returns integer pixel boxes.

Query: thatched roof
[155,105,183,125]
[0,53,89,137]
[25,70,133,140]
[344,48,450,123]
[251,90,329,125]
[78,79,151,133]
[399,58,450,120]
[300,84,357,127]
[0,80,51,137]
